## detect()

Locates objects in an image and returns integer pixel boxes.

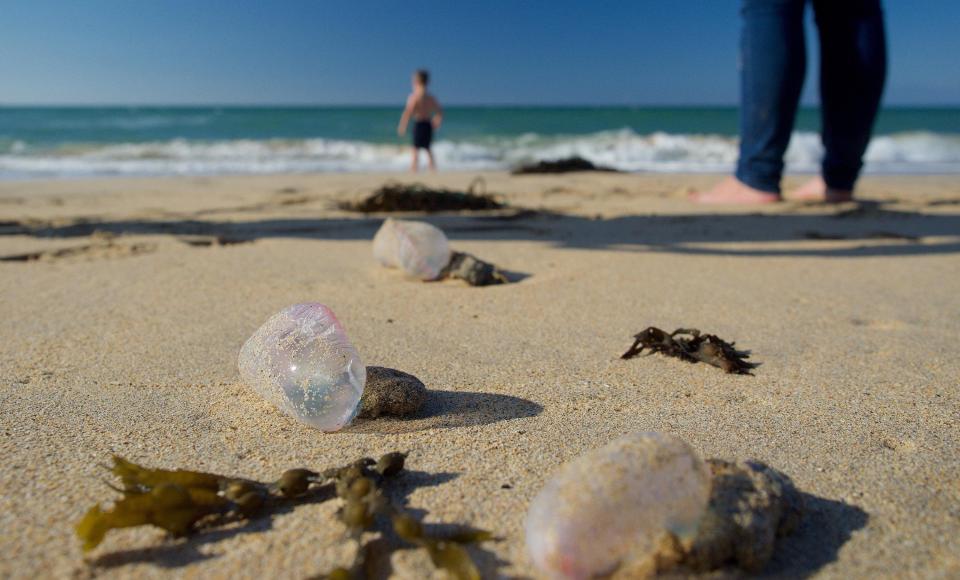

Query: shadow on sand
[346,389,543,434]
[764,492,869,578]
[4,200,959,258]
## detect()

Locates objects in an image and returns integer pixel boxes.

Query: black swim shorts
[413,120,433,149]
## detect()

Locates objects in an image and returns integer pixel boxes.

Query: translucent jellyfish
[372,218,451,280]
[525,432,711,579]
[238,303,366,432]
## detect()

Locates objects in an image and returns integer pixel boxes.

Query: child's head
[413,69,429,89]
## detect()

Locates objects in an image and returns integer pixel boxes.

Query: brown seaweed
[441,251,509,286]
[621,327,757,375]
[77,454,491,579]
[340,178,505,213]
[511,156,620,175]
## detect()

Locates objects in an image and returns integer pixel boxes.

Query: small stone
[682,459,804,573]
[442,251,508,286]
[357,366,427,419]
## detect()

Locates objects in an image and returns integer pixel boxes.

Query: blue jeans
[736,0,887,193]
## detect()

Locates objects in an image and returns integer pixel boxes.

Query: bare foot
[786,177,854,203]
[689,176,780,205]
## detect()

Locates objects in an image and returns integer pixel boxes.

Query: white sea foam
[1,129,958,179]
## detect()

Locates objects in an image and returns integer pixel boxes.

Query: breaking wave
[2,129,959,179]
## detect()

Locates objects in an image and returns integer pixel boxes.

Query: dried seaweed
[511,156,619,175]
[441,251,509,286]
[621,327,757,375]
[77,454,492,579]
[341,178,505,213]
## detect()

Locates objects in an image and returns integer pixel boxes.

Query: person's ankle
[733,177,782,200]
[824,188,854,202]
[786,177,854,203]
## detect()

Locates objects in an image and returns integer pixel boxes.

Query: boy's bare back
[407,92,440,122]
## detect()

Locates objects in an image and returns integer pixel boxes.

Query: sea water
[1,106,959,179]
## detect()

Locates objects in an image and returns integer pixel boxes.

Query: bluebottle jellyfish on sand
[372,218,509,285]
[238,303,365,432]
[372,218,451,281]
[525,432,711,579]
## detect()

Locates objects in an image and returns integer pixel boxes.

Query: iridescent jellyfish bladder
[238,303,365,432]
[525,432,711,579]
[372,218,451,281]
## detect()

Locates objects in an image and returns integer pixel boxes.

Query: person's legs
[425,148,436,171]
[410,148,419,172]
[411,121,433,172]
[693,0,807,204]
[797,0,886,199]
[737,0,808,193]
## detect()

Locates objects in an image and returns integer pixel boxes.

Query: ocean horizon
[2,105,959,179]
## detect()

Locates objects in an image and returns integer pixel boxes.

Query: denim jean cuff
[822,166,860,191]
[735,165,781,194]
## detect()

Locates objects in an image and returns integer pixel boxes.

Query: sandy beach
[1,171,958,579]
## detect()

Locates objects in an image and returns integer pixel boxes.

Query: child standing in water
[397,69,443,172]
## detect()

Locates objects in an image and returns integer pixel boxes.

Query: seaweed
[77,453,492,579]
[511,156,620,175]
[441,251,509,286]
[340,178,505,213]
[621,327,757,375]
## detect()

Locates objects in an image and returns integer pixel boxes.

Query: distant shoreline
[2,106,958,179]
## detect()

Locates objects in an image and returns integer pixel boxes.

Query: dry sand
[1,171,958,579]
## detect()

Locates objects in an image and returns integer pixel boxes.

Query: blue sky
[1,0,957,106]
